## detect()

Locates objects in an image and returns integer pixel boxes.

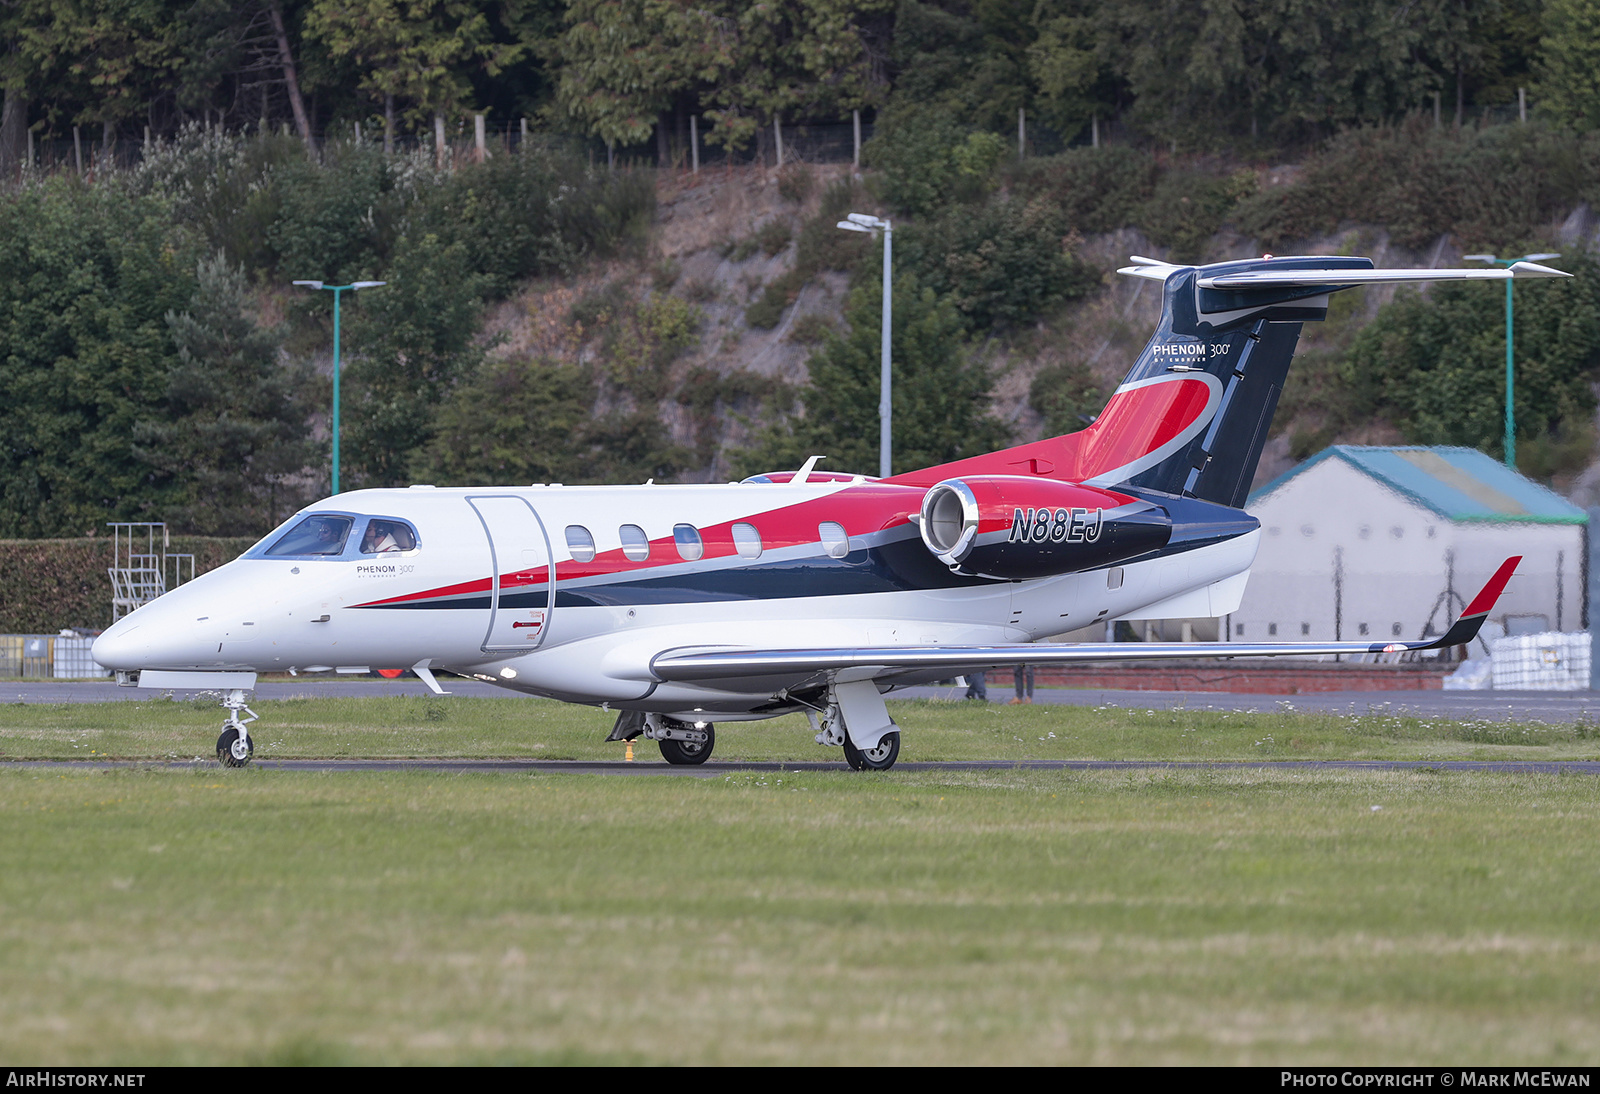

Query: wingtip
[1461,556,1521,619]
[1431,556,1520,648]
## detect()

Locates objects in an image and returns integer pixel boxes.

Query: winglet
[1433,556,1520,648]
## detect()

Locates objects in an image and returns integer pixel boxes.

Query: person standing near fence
[964,671,987,701]
[1009,664,1035,704]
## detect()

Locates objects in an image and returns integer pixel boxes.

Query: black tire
[842,730,900,771]
[216,726,253,768]
[658,722,714,765]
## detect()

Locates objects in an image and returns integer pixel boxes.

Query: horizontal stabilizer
[1117,259,1569,287]
[650,558,1520,682]
[1199,262,1567,289]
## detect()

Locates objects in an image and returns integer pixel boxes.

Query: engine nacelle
[918,476,1171,579]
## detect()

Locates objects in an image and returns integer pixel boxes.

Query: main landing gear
[606,711,716,764]
[215,688,258,768]
[811,680,902,771]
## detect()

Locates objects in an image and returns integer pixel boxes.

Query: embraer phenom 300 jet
[94,254,1553,769]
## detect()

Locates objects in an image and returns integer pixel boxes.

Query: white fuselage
[92,482,1258,719]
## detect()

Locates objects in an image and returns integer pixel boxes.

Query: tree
[551,0,731,149]
[414,355,598,484]
[1342,254,1600,475]
[340,227,488,487]
[739,267,1010,478]
[133,254,315,534]
[1538,0,1600,130]
[0,178,198,535]
[307,0,520,142]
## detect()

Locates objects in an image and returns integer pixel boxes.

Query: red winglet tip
[1461,556,1521,619]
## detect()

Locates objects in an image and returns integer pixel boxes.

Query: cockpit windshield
[263,515,354,557]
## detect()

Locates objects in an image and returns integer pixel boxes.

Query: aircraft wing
[650,557,1519,684]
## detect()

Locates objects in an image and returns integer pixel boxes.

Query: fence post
[520,116,527,152]
[1092,113,1099,148]
[1018,107,1025,159]
[774,115,783,168]
[853,109,860,168]
[690,115,699,173]
[73,126,82,174]
[434,112,446,169]
[474,113,486,162]
[1519,87,1527,124]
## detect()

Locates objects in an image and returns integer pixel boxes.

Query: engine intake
[918,476,1171,579]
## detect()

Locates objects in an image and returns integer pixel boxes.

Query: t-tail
[893,255,1567,507]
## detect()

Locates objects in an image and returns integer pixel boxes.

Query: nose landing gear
[215,688,258,768]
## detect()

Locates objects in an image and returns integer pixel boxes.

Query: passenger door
[467,495,554,652]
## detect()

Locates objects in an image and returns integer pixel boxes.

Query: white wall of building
[1232,459,1584,650]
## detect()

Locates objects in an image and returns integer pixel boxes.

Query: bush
[1235,120,1598,252]
[0,537,257,632]
[864,105,1007,217]
[898,196,1100,330]
[1139,169,1255,264]
[409,151,655,298]
[1007,145,1159,234]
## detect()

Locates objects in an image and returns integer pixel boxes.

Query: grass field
[1,693,1599,763]
[3,697,1599,1064]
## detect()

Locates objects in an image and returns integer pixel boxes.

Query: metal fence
[0,634,109,679]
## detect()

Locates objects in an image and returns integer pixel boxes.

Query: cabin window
[673,523,704,561]
[620,524,650,561]
[1358,622,1369,636]
[264,515,354,557]
[565,525,596,563]
[819,522,849,559]
[1268,623,1278,636]
[1301,623,1310,636]
[358,518,417,554]
[1392,622,1403,636]
[1235,623,1244,636]
[732,522,762,558]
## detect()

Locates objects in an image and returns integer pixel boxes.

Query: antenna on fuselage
[794,455,826,484]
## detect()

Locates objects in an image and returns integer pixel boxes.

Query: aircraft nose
[92,617,149,671]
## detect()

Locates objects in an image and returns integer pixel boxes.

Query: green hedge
[0,537,256,633]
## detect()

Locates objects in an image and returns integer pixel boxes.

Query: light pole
[836,213,893,478]
[1463,252,1560,469]
[292,279,385,494]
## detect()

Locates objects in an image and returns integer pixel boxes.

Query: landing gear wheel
[843,731,900,771]
[216,726,253,768]
[659,723,714,765]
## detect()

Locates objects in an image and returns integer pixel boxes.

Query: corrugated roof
[1248,445,1588,524]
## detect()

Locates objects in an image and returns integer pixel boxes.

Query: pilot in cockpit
[360,519,414,554]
